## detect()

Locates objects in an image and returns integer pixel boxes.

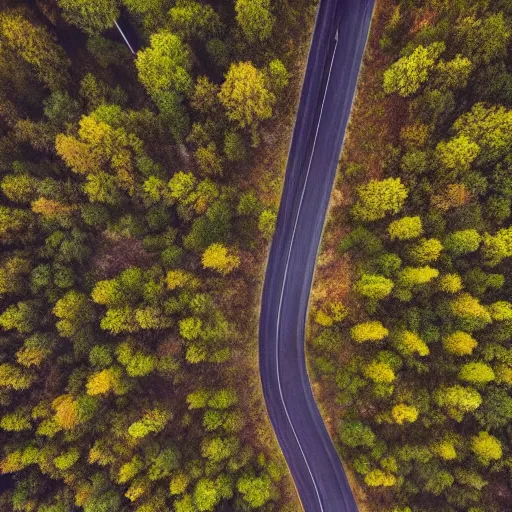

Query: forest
[308,0,512,511]
[0,0,315,510]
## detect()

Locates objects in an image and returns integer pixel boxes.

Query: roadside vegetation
[0,0,316,510]
[309,0,512,510]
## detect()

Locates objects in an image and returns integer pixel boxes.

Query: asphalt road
[258,1,375,511]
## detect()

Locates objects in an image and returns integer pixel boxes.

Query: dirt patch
[91,232,155,279]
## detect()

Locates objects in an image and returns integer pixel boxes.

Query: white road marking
[114,20,136,54]
[275,28,339,512]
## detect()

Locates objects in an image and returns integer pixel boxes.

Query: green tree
[194,143,223,176]
[438,273,463,294]
[208,389,238,409]
[235,0,275,43]
[450,293,492,331]
[267,59,290,92]
[435,385,482,422]
[170,472,190,495]
[383,42,445,97]
[54,447,80,471]
[339,420,375,448]
[191,76,219,113]
[464,268,504,297]
[400,149,429,176]
[388,216,422,240]
[57,0,119,34]
[0,255,30,297]
[1,173,37,204]
[0,12,70,90]
[475,388,512,429]
[16,333,55,368]
[0,206,33,245]
[193,478,220,511]
[206,38,230,68]
[168,171,197,203]
[258,209,277,240]
[122,0,169,34]
[201,436,238,463]
[219,62,275,128]
[135,31,193,102]
[376,253,402,277]
[56,114,143,193]
[179,317,203,340]
[118,456,143,484]
[224,131,247,162]
[0,301,39,334]
[481,227,512,266]
[453,103,512,165]
[352,178,408,222]
[128,408,171,438]
[89,345,113,368]
[407,238,443,264]
[53,290,95,337]
[237,473,272,508]
[444,229,481,256]
[434,55,472,90]
[0,409,31,431]
[100,307,140,334]
[187,389,211,409]
[488,301,512,321]
[125,352,157,376]
[459,362,495,385]
[455,13,510,65]
[353,274,394,300]
[436,135,479,175]
[0,363,34,390]
[169,0,223,41]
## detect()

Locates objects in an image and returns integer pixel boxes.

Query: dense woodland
[309,0,512,511]
[0,0,315,510]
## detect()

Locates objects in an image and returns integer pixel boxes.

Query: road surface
[258,0,375,511]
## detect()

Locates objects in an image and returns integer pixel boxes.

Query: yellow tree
[56,115,143,194]
[442,331,478,356]
[219,62,275,128]
[202,244,240,275]
[0,12,70,90]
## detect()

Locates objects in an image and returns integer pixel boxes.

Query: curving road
[258,0,375,511]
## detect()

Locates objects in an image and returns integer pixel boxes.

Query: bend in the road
[274,28,340,512]
[259,0,375,511]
